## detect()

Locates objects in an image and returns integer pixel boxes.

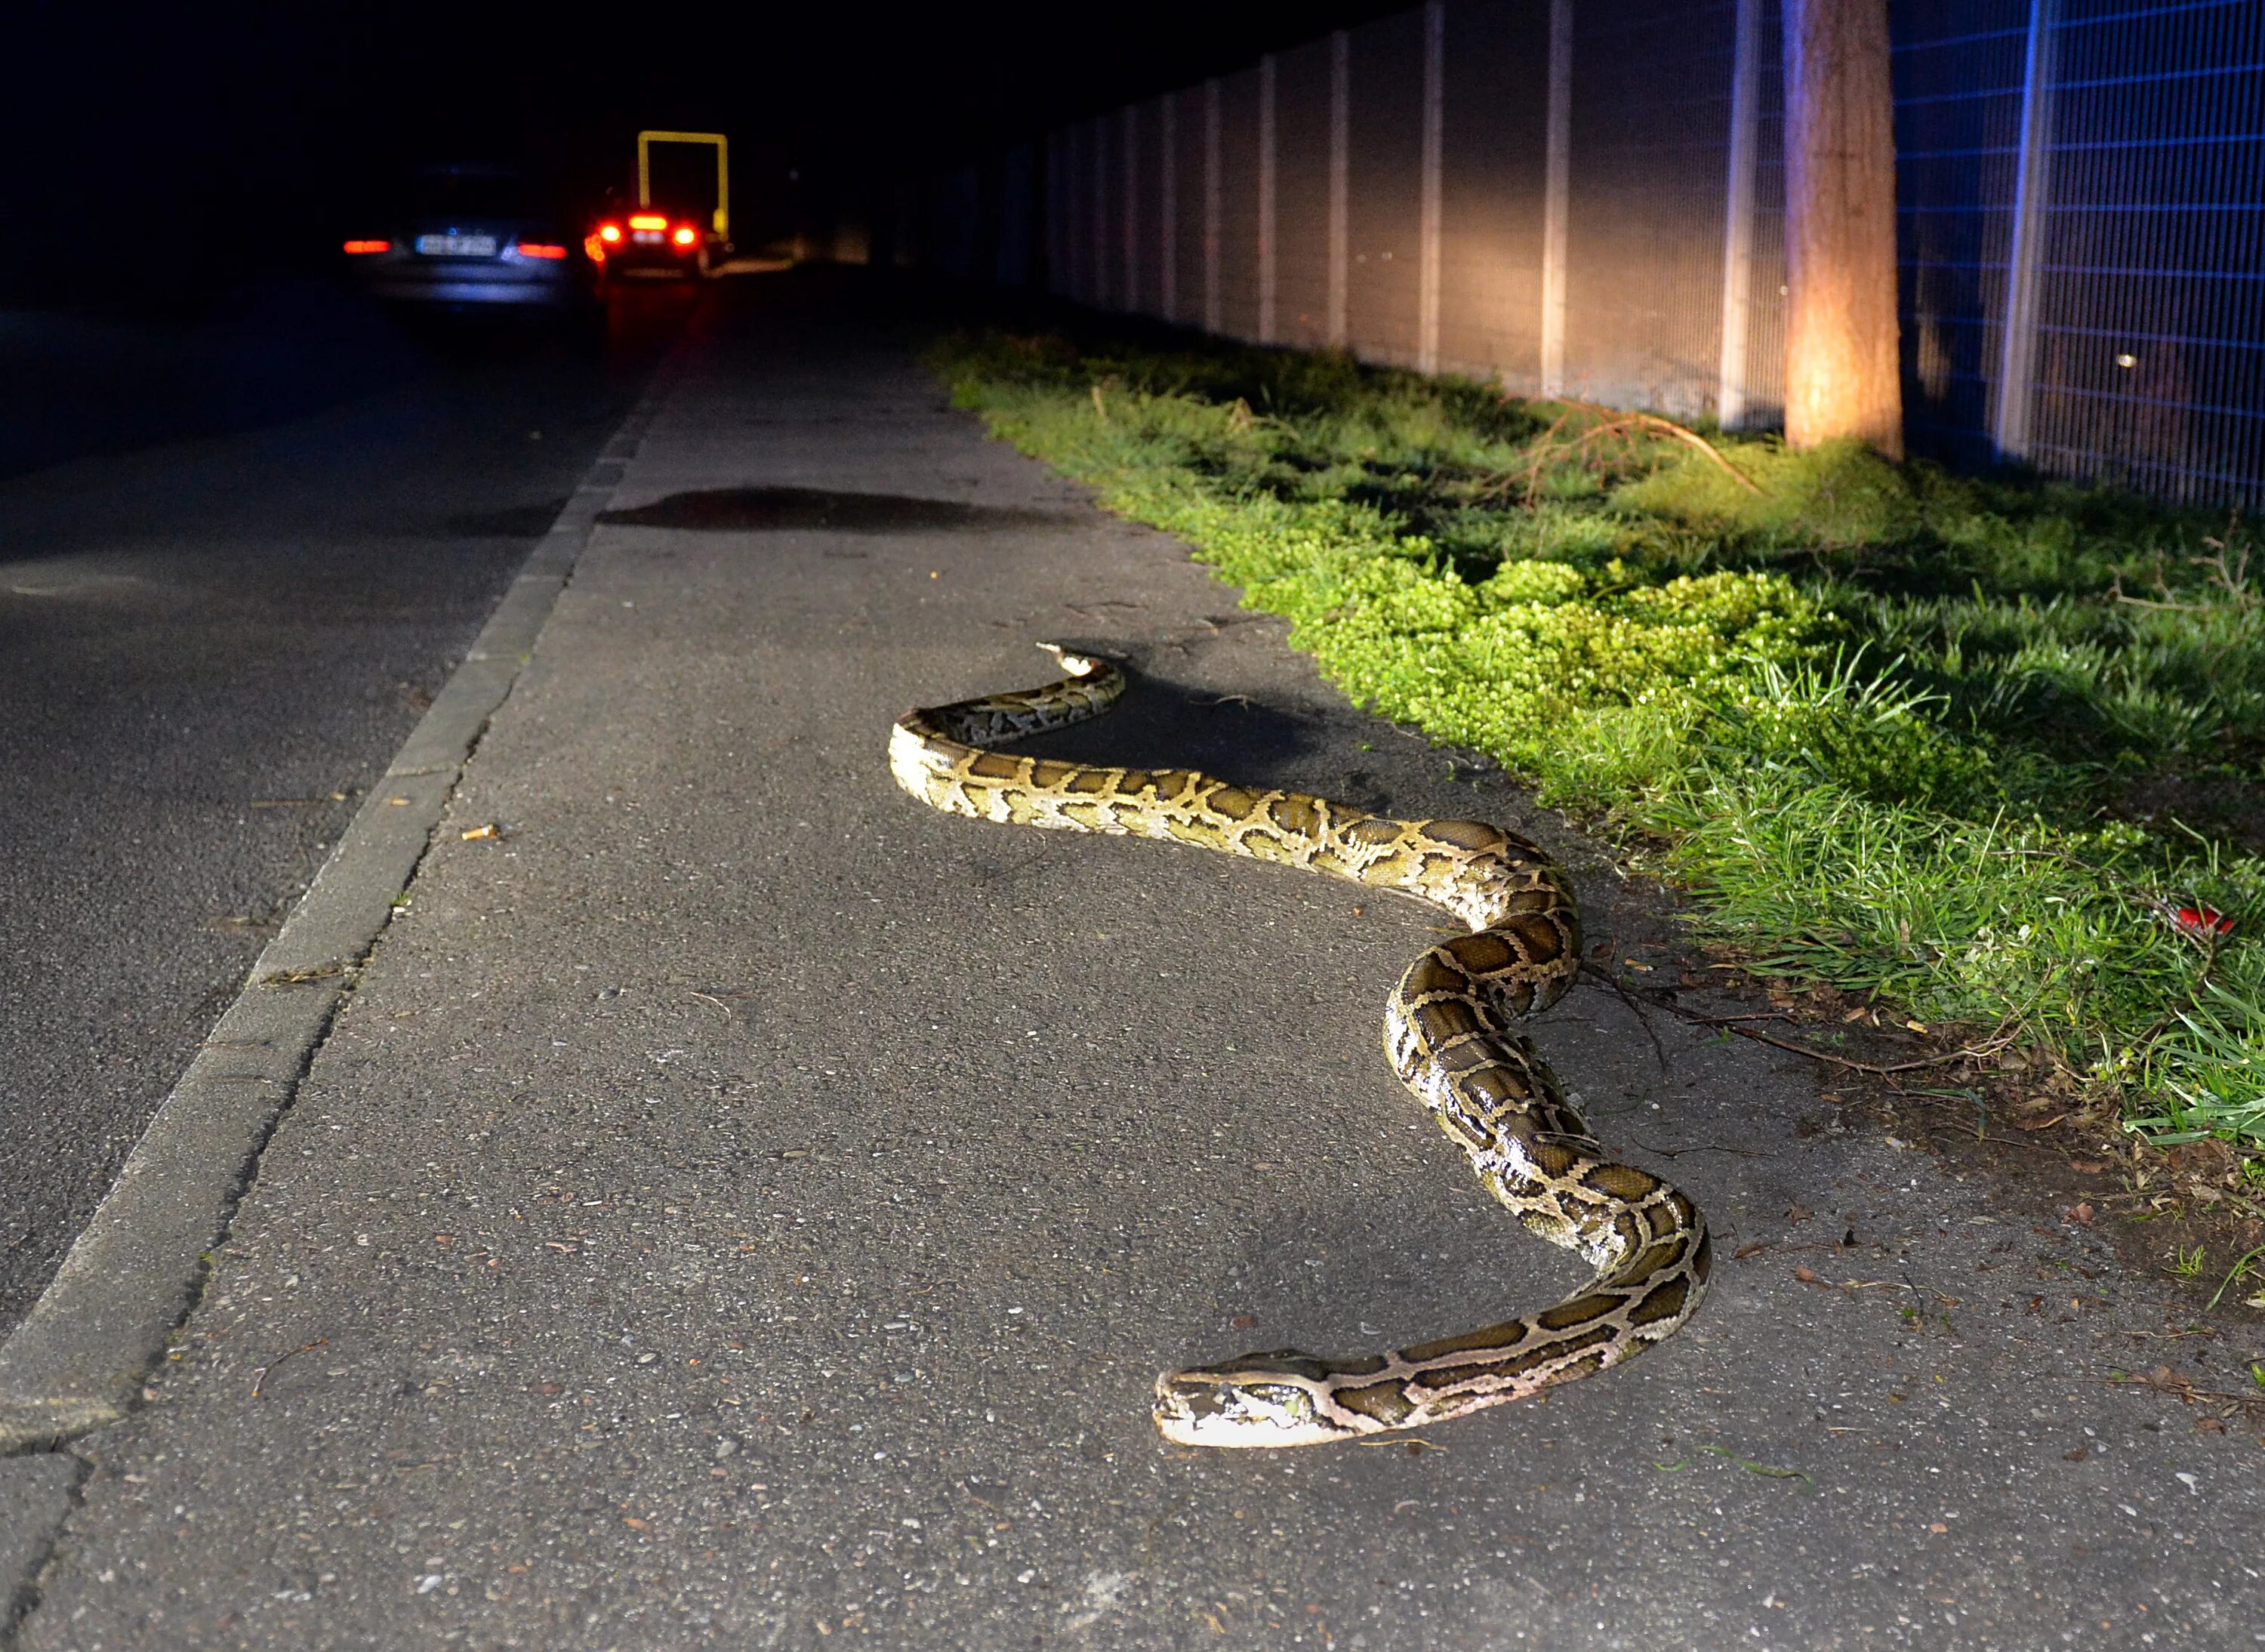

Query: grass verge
[932,323,2265,1165]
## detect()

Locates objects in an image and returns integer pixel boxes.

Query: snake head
[1035,642,1113,683]
[1152,1351,1357,1449]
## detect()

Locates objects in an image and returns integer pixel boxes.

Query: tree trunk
[1782,0,1904,458]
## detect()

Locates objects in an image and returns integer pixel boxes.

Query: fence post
[1539,0,1573,396]
[1070,129,1086,301]
[1259,54,1278,344]
[1419,0,1444,374]
[1123,106,1141,314]
[1091,121,1109,307]
[1204,80,1223,334]
[1044,133,1064,295]
[1329,32,1350,348]
[1161,95,1179,323]
[1059,128,1077,298]
[1995,0,2060,460]
[1718,0,1764,427]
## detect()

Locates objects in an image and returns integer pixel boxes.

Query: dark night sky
[14,2,1407,302]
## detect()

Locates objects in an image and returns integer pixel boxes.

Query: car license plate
[632,230,664,245]
[414,234,497,257]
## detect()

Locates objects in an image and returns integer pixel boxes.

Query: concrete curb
[0,375,671,1458]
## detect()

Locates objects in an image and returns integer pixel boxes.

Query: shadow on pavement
[599,484,1073,534]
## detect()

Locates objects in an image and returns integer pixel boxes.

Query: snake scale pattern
[889,646,1710,1447]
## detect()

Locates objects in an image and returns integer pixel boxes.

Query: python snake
[889,646,1710,1447]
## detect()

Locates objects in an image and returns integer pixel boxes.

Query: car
[584,209,712,280]
[342,163,596,313]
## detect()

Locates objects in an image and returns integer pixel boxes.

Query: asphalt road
[10,276,2259,1649]
[0,280,686,1336]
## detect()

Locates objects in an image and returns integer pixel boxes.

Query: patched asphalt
[11,276,2261,1650]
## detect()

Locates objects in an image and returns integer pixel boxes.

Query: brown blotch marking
[1331,1381,1417,1426]
[1436,1108,1490,1152]
[1433,1038,1495,1074]
[1585,1163,1661,1201]
[1416,1001,1484,1044]
[1220,1350,1333,1382]
[1619,1238,1683,1284]
[1458,1065,1533,1111]
[1691,1227,1714,1282]
[1530,1139,1579,1179]
[1500,888,1564,914]
[1324,1354,1390,1378]
[1402,951,1471,997]
[1027,760,1077,789]
[1534,1293,1623,1332]
[1549,1348,1613,1385]
[1418,1325,1615,1393]
[1420,818,1502,852]
[1505,913,1571,963]
[1271,795,1321,837]
[1359,851,1421,884]
[1489,1111,1543,1154]
[1446,934,1521,979]
[1344,816,1404,846]
[1066,769,1116,794]
[1400,1318,1530,1363]
[1626,1274,1692,1327]
[1207,784,1259,820]
[966,751,1026,781]
[1490,979,1539,1018]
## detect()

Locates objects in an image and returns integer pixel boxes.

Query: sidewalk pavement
[5,276,2260,1650]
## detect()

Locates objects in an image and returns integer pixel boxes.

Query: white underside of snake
[889,646,1711,1448]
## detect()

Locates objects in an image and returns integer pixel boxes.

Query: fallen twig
[1496,399,1762,498]
[1633,1139,1773,1160]
[251,1336,329,1399]
[1582,962,2010,1078]
[1576,960,1673,1075]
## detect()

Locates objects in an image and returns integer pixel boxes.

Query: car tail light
[342,239,390,254]
[516,242,569,260]
[670,225,698,248]
[598,222,622,243]
[628,214,668,230]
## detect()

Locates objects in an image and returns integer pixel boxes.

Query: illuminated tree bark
[1782,0,1903,457]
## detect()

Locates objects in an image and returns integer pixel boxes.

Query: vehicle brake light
[516,242,569,260]
[342,239,390,254]
[598,222,622,243]
[628,214,668,230]
[671,225,698,248]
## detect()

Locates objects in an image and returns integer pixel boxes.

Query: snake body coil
[889,646,1709,1447]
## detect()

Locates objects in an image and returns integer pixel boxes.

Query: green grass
[931,325,2265,1154]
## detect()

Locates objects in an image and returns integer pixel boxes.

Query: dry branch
[1496,399,1764,499]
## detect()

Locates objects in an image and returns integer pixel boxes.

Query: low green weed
[933,325,2265,1153]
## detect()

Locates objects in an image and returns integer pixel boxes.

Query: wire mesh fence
[925,0,2264,509]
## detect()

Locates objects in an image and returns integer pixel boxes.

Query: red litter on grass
[2174,905,2234,938]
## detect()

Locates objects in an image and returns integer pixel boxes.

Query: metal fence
[917,0,2264,510]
